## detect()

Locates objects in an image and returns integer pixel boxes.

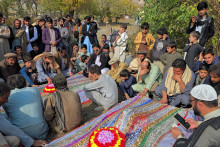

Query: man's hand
[138,89,148,97]
[32,140,47,147]
[28,68,33,73]
[198,52,203,61]
[116,35,120,40]
[137,58,142,66]
[139,69,149,76]
[99,43,104,47]
[3,30,9,33]
[160,96,168,104]
[32,85,38,87]
[78,70,83,74]
[185,118,198,129]
[141,40,147,44]
[162,34,167,40]
[125,93,130,100]
[172,74,182,83]
[71,57,77,61]
[171,127,182,139]
[191,16,197,23]
[46,77,52,84]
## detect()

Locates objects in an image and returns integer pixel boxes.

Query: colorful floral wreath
[43,84,56,93]
[88,127,126,147]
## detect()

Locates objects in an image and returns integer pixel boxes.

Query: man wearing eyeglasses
[87,43,110,74]
[171,84,220,147]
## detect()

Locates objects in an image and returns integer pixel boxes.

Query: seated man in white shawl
[155,59,195,107]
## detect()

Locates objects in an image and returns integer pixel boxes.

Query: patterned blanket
[46,96,195,147]
[37,74,92,105]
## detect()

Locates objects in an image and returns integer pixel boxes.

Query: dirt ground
[46,19,139,142]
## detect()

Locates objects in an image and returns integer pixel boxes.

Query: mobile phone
[174,113,190,129]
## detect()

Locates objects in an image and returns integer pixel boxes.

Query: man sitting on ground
[0,83,47,147]
[193,49,220,72]
[132,61,162,97]
[35,52,61,84]
[107,57,127,84]
[209,64,220,95]
[155,59,195,107]
[128,50,150,75]
[171,84,220,146]
[54,47,75,77]
[83,65,118,111]
[0,53,20,82]
[87,43,110,74]
[44,74,82,134]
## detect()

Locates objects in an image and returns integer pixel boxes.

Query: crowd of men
[0,1,220,147]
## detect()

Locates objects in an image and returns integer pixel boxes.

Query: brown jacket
[54,53,73,70]
[44,90,82,133]
[107,62,127,84]
[0,59,21,81]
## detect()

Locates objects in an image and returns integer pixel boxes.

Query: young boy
[134,22,155,57]
[160,41,182,73]
[77,44,90,71]
[79,55,90,77]
[183,31,204,69]
[209,64,220,95]
[152,28,170,73]
[112,24,128,62]
[194,64,210,86]
[20,54,37,87]
[119,69,137,99]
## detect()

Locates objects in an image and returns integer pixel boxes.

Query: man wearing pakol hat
[35,52,61,84]
[107,57,127,84]
[0,53,20,82]
[171,84,220,147]
[132,60,162,97]
[128,49,150,75]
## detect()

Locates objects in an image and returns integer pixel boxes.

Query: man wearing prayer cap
[107,57,127,84]
[0,53,20,82]
[171,84,220,147]
[35,52,61,84]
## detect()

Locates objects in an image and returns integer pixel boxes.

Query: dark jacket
[152,38,170,61]
[22,25,38,45]
[210,81,220,96]
[0,59,21,81]
[193,56,220,72]
[30,50,42,59]
[194,72,210,86]
[183,43,204,69]
[35,24,43,44]
[81,23,96,45]
[87,52,110,70]
[186,15,214,47]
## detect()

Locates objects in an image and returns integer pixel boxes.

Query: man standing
[171,84,220,146]
[42,17,61,55]
[90,15,98,44]
[0,13,10,61]
[22,16,38,52]
[83,65,118,111]
[186,2,214,47]
[35,18,46,52]
[12,19,27,52]
[0,53,20,82]
[57,17,69,52]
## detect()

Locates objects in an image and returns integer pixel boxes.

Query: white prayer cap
[190,84,217,101]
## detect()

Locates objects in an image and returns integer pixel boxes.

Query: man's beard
[193,102,201,116]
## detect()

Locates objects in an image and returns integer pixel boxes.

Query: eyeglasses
[94,50,99,52]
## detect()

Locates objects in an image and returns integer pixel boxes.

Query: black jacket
[186,15,214,47]
[22,25,38,45]
[81,23,97,45]
[87,52,110,70]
